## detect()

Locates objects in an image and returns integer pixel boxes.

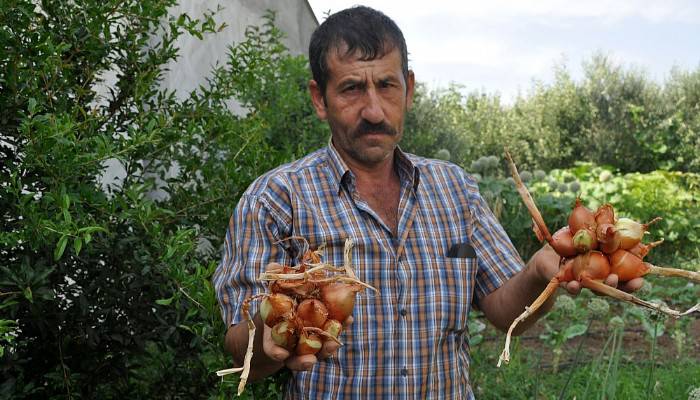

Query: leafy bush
[479,161,700,267]
[402,54,700,175]
[1,2,325,398]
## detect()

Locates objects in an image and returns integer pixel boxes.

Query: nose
[360,89,385,124]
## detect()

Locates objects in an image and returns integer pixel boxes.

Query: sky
[306,0,700,102]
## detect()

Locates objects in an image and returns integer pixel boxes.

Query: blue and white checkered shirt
[213,142,525,399]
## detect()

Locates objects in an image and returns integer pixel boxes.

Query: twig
[504,149,552,242]
[302,327,342,345]
[214,294,264,395]
[498,278,560,367]
[178,285,204,310]
[646,263,700,283]
[58,331,72,399]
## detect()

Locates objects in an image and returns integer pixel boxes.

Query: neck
[349,154,396,185]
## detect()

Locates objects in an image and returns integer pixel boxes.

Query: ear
[405,70,416,110]
[308,80,327,120]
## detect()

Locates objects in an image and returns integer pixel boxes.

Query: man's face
[309,46,415,167]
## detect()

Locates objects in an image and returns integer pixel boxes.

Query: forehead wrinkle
[328,50,401,86]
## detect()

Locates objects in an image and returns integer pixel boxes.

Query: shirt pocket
[421,256,478,333]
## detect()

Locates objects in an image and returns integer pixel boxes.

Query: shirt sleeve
[212,193,292,326]
[464,175,526,304]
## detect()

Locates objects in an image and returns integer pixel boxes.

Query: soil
[480,315,700,368]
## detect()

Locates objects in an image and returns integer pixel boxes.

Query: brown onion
[568,198,597,235]
[270,320,298,350]
[296,299,328,328]
[573,228,598,253]
[322,319,343,339]
[595,204,615,225]
[296,332,322,356]
[320,283,362,322]
[596,223,620,254]
[259,293,295,327]
[572,251,610,281]
[614,217,661,250]
[551,226,577,257]
[609,249,649,281]
[628,239,664,259]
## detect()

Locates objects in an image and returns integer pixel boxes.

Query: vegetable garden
[1,1,698,398]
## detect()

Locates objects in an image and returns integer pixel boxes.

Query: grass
[469,283,700,400]
[470,338,700,399]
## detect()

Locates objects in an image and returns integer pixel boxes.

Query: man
[213,6,641,398]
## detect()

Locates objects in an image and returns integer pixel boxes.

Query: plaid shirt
[213,143,524,399]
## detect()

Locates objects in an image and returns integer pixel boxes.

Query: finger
[317,339,341,360]
[565,281,582,295]
[343,315,354,327]
[620,277,644,293]
[262,324,290,362]
[604,274,619,289]
[285,354,318,371]
[266,262,285,272]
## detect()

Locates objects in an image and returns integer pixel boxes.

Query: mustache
[353,120,398,137]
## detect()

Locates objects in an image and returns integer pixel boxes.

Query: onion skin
[596,223,620,254]
[572,251,610,281]
[557,258,575,282]
[270,265,318,298]
[296,299,328,328]
[551,226,577,257]
[614,218,646,250]
[322,319,343,339]
[320,283,361,322]
[595,204,615,225]
[270,320,298,350]
[628,240,663,259]
[296,332,323,356]
[609,249,649,281]
[568,198,597,235]
[573,228,598,253]
[259,293,295,327]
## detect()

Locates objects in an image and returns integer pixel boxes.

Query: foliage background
[1,1,698,398]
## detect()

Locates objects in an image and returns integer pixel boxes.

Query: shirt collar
[325,139,420,194]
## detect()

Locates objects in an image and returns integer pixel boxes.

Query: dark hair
[309,6,409,96]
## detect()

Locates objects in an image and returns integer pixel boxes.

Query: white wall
[99,1,318,196]
[161,0,318,99]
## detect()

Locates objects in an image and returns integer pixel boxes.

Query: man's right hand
[262,316,353,371]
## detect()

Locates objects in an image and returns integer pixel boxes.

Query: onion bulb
[609,249,649,281]
[568,198,597,235]
[551,226,577,257]
[296,299,328,328]
[259,293,295,327]
[296,332,323,356]
[320,283,362,322]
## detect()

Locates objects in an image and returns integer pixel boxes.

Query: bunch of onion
[498,151,700,367]
[216,238,376,395]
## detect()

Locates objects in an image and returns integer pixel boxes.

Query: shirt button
[399,309,407,317]
[401,367,408,376]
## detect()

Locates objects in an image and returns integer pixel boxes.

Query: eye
[342,84,360,93]
[379,79,395,89]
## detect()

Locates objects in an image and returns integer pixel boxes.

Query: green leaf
[73,237,83,255]
[23,287,33,303]
[563,323,588,340]
[155,297,173,306]
[54,235,69,260]
[28,98,37,114]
